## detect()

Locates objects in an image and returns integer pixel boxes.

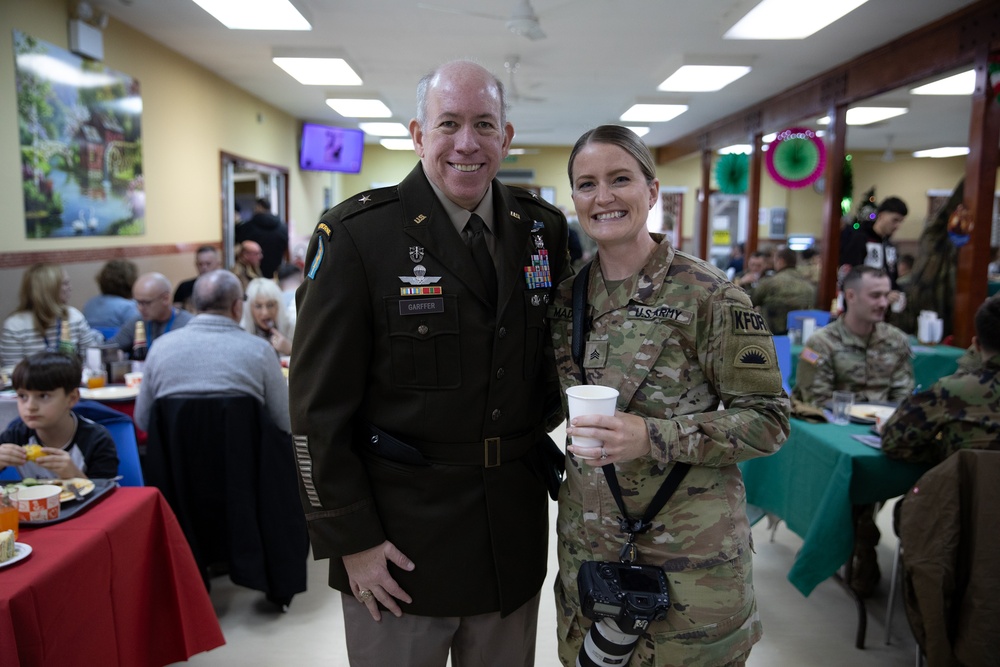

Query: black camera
[576,561,671,667]
[578,561,671,631]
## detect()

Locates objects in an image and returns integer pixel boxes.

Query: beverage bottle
[131,321,148,371]
[57,319,77,357]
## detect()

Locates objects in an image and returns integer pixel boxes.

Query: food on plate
[0,529,15,562]
[24,444,43,462]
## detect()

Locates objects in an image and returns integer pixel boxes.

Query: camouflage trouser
[554,548,762,667]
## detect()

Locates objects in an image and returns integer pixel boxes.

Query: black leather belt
[367,424,538,468]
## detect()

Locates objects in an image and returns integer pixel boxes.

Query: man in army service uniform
[751,247,816,335]
[881,295,1000,465]
[289,61,570,666]
[793,265,914,597]
[793,265,914,406]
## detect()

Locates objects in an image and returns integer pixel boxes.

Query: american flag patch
[800,347,821,365]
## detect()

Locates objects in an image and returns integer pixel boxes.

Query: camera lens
[577,618,642,667]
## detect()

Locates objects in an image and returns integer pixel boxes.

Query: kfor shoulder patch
[735,345,773,369]
[799,347,821,365]
[731,305,770,335]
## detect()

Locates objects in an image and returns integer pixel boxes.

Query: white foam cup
[565,385,619,450]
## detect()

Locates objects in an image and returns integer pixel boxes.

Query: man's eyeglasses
[135,291,168,307]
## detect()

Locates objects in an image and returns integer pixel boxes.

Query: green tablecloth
[740,418,928,596]
[789,340,965,391]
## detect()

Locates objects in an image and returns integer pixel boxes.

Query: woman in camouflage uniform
[551,125,790,667]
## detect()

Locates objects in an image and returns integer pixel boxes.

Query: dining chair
[772,334,793,395]
[144,393,308,608]
[897,449,1000,666]
[73,400,144,486]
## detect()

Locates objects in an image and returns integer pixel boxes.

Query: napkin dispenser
[801,317,817,345]
[917,311,943,344]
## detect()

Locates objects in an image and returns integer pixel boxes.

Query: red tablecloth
[0,487,225,667]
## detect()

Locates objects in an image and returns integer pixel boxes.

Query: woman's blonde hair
[16,263,67,336]
[240,277,292,337]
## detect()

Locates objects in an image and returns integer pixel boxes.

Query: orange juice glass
[0,494,17,540]
[86,370,107,389]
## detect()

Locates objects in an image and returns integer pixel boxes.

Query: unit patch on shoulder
[734,345,773,369]
[799,347,821,365]
[731,306,770,335]
[307,236,325,279]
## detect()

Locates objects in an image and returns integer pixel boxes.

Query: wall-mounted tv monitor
[299,123,364,173]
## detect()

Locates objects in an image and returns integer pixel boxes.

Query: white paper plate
[80,385,139,401]
[0,542,32,569]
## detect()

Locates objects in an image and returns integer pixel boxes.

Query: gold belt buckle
[484,437,501,467]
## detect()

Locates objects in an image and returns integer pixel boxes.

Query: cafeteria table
[788,339,965,391]
[0,487,225,667]
[740,418,929,647]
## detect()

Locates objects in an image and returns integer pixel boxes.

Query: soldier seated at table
[752,247,816,335]
[793,265,915,598]
[881,295,1000,465]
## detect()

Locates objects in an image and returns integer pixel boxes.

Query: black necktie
[465,213,498,301]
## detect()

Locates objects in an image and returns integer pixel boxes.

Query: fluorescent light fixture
[817,107,908,126]
[626,126,650,137]
[718,144,752,154]
[910,70,976,95]
[358,122,409,136]
[787,235,815,251]
[763,132,777,143]
[620,104,688,123]
[912,147,969,158]
[658,65,751,92]
[725,0,869,40]
[380,138,414,151]
[325,99,391,117]
[191,0,311,30]
[273,57,361,86]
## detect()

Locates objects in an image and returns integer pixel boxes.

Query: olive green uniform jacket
[290,163,570,617]
[550,236,790,666]
[792,318,914,406]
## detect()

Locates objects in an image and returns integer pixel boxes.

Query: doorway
[220,151,288,269]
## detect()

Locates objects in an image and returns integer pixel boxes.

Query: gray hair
[239,277,290,335]
[193,270,243,314]
[415,60,508,129]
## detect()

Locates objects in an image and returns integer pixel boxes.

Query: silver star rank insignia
[359,194,372,205]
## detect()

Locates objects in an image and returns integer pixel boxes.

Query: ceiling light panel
[912,147,969,158]
[910,70,976,95]
[273,57,361,86]
[626,126,650,137]
[816,107,908,126]
[725,0,870,40]
[191,0,311,30]
[620,104,688,123]
[380,138,415,151]
[658,65,751,92]
[326,99,391,117]
[358,122,409,136]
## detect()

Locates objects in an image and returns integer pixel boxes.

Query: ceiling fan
[504,55,545,103]
[417,0,548,40]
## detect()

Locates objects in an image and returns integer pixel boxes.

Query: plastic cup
[831,390,854,426]
[0,489,18,540]
[565,385,619,449]
[86,369,107,389]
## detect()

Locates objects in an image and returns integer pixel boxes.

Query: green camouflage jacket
[549,235,789,666]
[752,267,816,334]
[792,318,914,406]
[881,354,1000,465]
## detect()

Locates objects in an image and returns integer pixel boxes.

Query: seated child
[0,351,119,480]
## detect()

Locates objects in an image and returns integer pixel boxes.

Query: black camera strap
[571,265,690,564]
